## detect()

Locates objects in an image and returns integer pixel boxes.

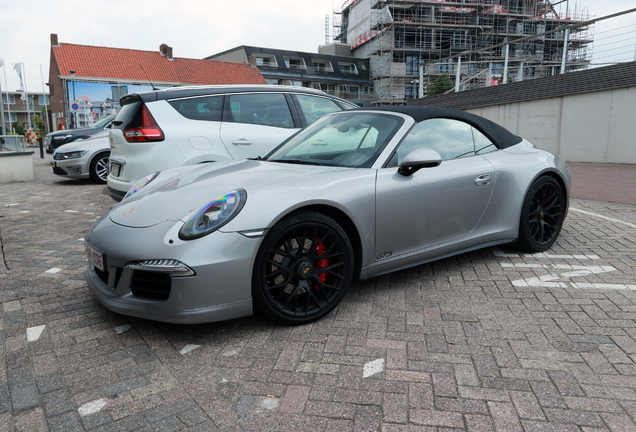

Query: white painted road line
[494,250,599,260]
[114,324,132,334]
[27,325,46,342]
[78,399,108,416]
[363,358,385,378]
[179,344,201,355]
[45,268,62,274]
[570,207,636,229]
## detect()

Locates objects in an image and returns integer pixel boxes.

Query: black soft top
[367,106,523,149]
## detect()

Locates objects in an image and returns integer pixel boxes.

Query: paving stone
[409,409,464,428]
[35,373,65,394]
[0,383,9,415]
[99,377,147,398]
[569,335,614,344]
[7,367,35,390]
[79,411,112,430]
[47,411,83,432]
[42,389,75,417]
[10,386,39,412]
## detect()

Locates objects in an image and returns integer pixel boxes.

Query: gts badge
[376,251,393,260]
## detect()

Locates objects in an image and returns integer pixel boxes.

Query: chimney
[51,33,59,47]
[159,43,168,56]
[166,47,173,61]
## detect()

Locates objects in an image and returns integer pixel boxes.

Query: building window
[111,86,128,102]
[279,80,307,87]
[2,94,16,105]
[358,62,367,71]
[312,82,335,96]
[38,95,50,105]
[6,113,17,122]
[284,57,306,70]
[312,60,333,72]
[28,95,34,110]
[338,62,358,74]
[253,55,278,67]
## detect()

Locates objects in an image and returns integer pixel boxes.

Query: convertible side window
[393,118,476,165]
[472,127,498,155]
[226,93,294,128]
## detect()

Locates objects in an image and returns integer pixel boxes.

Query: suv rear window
[168,96,224,121]
[112,100,142,131]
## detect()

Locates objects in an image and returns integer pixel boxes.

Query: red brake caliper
[316,241,328,286]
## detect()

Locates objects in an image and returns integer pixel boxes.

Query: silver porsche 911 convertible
[85,106,570,325]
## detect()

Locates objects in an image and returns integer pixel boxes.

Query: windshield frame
[89,114,116,128]
[263,111,404,169]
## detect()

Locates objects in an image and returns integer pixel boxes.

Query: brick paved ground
[568,163,636,206]
[0,154,635,431]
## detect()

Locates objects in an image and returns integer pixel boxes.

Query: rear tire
[517,176,565,252]
[252,211,354,325]
[90,152,110,184]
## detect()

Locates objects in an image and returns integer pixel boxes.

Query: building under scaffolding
[333,0,594,105]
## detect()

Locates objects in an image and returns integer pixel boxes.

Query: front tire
[517,176,565,252]
[252,211,354,325]
[89,152,110,184]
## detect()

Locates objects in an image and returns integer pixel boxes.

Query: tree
[33,114,45,133]
[426,74,454,96]
[12,122,26,136]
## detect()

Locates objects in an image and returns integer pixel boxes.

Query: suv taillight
[123,105,164,143]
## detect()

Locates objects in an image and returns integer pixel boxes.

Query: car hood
[54,133,110,153]
[47,126,102,139]
[109,160,344,228]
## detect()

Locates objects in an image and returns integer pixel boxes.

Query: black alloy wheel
[252,211,354,325]
[518,176,565,252]
[90,152,110,184]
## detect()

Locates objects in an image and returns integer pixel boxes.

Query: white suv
[107,85,358,200]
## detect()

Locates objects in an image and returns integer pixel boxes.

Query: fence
[0,136,27,153]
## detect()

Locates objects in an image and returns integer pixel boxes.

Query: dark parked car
[45,114,116,153]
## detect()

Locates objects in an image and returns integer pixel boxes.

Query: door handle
[475,173,492,186]
[232,139,253,146]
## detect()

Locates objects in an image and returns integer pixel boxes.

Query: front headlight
[123,172,160,200]
[57,150,88,160]
[179,189,247,240]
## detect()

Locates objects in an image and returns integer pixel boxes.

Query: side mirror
[398,148,442,176]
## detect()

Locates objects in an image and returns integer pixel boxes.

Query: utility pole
[0,57,5,136]
[560,0,570,74]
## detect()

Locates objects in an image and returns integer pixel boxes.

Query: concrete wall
[465,85,636,164]
[0,152,34,183]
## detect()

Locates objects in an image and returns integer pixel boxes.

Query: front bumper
[107,174,133,201]
[85,217,261,324]
[50,157,89,179]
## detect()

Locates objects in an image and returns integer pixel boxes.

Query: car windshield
[89,114,116,128]
[264,112,403,168]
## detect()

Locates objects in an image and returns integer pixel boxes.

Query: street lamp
[70,69,76,129]
[0,56,6,136]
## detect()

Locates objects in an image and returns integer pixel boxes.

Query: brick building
[48,34,266,132]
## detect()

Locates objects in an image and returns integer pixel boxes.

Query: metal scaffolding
[334,0,593,105]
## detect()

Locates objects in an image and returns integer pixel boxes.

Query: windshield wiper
[247,156,263,161]
[266,159,324,166]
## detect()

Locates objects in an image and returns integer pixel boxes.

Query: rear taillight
[123,105,164,143]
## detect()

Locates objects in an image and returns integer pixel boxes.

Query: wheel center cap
[296,259,313,280]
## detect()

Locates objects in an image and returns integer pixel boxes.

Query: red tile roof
[52,43,266,85]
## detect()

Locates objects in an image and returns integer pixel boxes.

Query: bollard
[39,136,44,159]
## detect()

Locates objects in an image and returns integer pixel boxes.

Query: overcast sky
[0,0,635,94]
